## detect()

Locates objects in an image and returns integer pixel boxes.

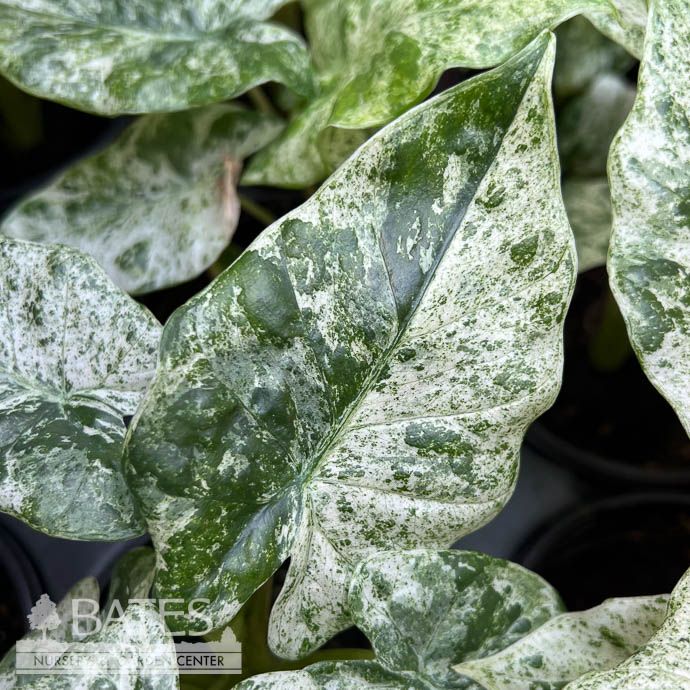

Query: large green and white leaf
[0,238,160,539]
[0,0,313,115]
[456,594,668,689]
[558,73,636,178]
[553,16,635,100]
[237,550,564,689]
[566,567,690,689]
[242,0,642,188]
[563,179,613,273]
[1,105,282,295]
[127,32,576,658]
[607,0,690,435]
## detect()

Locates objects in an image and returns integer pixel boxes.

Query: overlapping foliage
[0,0,688,688]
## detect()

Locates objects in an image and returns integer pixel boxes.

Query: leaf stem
[247,87,278,117]
[238,195,276,227]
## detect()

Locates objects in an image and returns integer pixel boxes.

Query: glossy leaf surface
[607,0,690,434]
[127,33,575,658]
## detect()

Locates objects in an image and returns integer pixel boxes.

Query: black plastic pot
[516,493,690,610]
[527,268,690,487]
[0,523,42,655]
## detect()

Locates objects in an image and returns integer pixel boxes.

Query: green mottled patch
[2,105,282,294]
[0,0,313,114]
[566,567,689,689]
[0,238,160,539]
[126,33,576,659]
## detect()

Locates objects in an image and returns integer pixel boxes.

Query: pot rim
[526,420,690,487]
[515,491,690,570]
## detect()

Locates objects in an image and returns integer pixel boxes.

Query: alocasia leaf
[563,179,613,273]
[456,594,669,689]
[126,32,576,658]
[242,0,643,188]
[607,0,690,434]
[565,567,690,689]
[0,238,160,539]
[16,605,178,690]
[553,16,635,100]
[236,550,564,689]
[1,105,282,295]
[0,0,313,115]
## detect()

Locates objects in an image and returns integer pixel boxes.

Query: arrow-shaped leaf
[126,32,576,658]
[236,550,564,689]
[0,0,313,115]
[456,594,668,689]
[0,238,160,539]
[1,105,283,295]
[607,0,690,435]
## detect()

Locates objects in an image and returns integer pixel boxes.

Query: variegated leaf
[351,551,563,688]
[587,0,647,59]
[0,0,313,115]
[0,577,100,688]
[456,594,669,689]
[1,105,282,295]
[0,238,160,539]
[553,16,635,100]
[556,72,635,274]
[242,0,643,188]
[565,567,690,689]
[127,32,576,658]
[18,604,178,690]
[236,662,420,690]
[563,179,613,273]
[607,0,690,434]
[237,550,564,689]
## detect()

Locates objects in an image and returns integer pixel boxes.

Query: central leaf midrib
[298,45,546,492]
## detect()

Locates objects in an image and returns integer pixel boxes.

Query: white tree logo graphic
[27,594,61,640]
